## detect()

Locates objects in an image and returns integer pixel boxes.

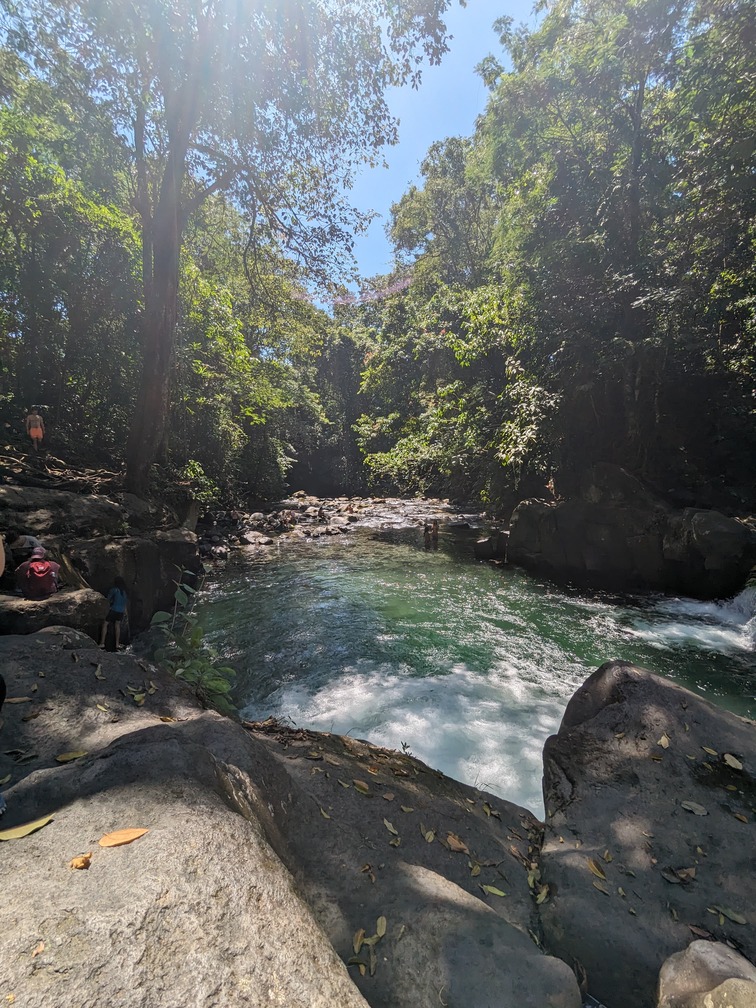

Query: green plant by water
[150,568,237,716]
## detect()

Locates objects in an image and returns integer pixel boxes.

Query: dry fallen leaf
[352,779,370,795]
[376,916,387,938]
[55,751,87,763]
[400,805,414,813]
[688,925,712,938]
[446,832,469,854]
[680,801,708,816]
[592,882,610,895]
[353,928,365,954]
[5,697,32,704]
[587,859,607,880]
[382,792,395,801]
[469,860,481,878]
[658,733,670,749]
[723,753,743,771]
[132,693,146,706]
[319,807,331,819]
[69,852,92,870]
[31,941,45,958]
[0,815,53,841]
[383,818,398,836]
[98,828,149,848]
[536,884,550,904]
[0,774,11,786]
[159,716,176,723]
[709,904,747,925]
[389,836,401,847]
[733,813,748,823]
[701,746,718,756]
[602,849,613,863]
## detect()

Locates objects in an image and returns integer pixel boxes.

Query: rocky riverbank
[1,629,753,1008]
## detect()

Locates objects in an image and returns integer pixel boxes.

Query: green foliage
[150,576,236,717]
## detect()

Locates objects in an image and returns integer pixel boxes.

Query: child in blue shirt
[99,576,129,650]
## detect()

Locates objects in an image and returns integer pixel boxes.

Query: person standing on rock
[25,407,45,451]
[100,576,129,650]
[15,546,60,600]
[431,519,440,548]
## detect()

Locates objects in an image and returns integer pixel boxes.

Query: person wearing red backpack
[15,546,60,599]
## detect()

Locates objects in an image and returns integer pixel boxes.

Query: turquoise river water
[198,526,755,814]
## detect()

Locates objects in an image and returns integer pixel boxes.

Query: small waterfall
[719,578,756,646]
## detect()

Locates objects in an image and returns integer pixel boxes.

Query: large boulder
[508,465,756,597]
[538,661,756,1008]
[0,634,369,1008]
[0,632,581,1008]
[0,588,108,636]
[67,529,201,631]
[0,485,126,537]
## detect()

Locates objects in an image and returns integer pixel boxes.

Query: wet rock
[539,661,756,1008]
[658,941,756,1008]
[508,466,756,597]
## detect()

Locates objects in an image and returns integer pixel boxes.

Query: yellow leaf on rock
[69,852,92,870]
[6,697,32,704]
[587,859,607,880]
[592,882,610,895]
[400,806,414,813]
[658,734,670,749]
[0,815,53,841]
[480,885,507,897]
[382,792,395,801]
[536,884,550,905]
[319,807,331,819]
[98,828,149,848]
[159,716,176,723]
[702,746,718,756]
[602,850,613,863]
[353,779,370,795]
[0,774,10,786]
[55,751,87,763]
[353,928,365,954]
[133,693,146,706]
[733,813,748,823]
[376,916,387,938]
[383,818,398,836]
[723,753,743,771]
[389,836,401,847]
[31,942,45,958]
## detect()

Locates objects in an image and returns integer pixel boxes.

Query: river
[198,523,755,815]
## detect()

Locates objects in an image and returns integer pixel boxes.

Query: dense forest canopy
[0,0,753,512]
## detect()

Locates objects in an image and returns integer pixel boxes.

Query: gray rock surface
[658,941,756,1008]
[0,588,108,636]
[0,632,581,1008]
[68,529,200,631]
[539,661,756,1008]
[0,484,126,537]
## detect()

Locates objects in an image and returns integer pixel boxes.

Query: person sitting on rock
[25,407,45,451]
[5,529,44,566]
[99,576,129,650]
[15,546,60,600]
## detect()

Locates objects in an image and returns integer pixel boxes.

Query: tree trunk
[125,189,181,494]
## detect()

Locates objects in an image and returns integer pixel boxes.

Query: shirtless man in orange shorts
[25,407,44,451]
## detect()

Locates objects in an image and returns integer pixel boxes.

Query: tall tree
[9,0,463,491]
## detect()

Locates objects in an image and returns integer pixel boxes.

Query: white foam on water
[241,657,584,814]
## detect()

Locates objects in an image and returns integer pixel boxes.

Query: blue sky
[349,1,537,281]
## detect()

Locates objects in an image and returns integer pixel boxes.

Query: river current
[198,525,755,815]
